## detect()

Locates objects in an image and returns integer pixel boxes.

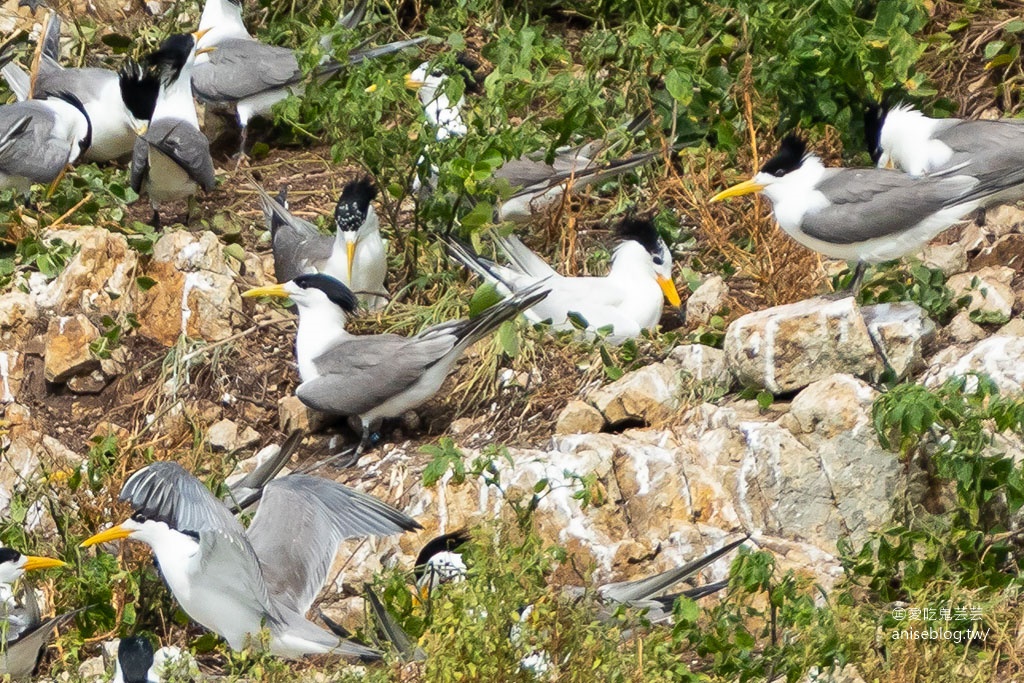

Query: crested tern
[446,217,682,343]
[82,461,420,659]
[243,274,549,453]
[711,134,1015,292]
[0,13,156,162]
[0,90,91,200]
[0,548,72,680]
[405,61,660,222]
[192,0,424,155]
[865,102,1024,207]
[253,176,388,309]
[128,33,216,227]
[113,636,157,683]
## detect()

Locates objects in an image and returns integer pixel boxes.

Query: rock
[136,231,244,346]
[947,266,1015,325]
[924,336,1024,394]
[279,395,330,433]
[77,654,105,679]
[586,363,681,426]
[0,350,26,403]
[555,400,606,435]
[970,233,1024,271]
[998,318,1024,337]
[31,228,138,317]
[943,311,987,344]
[860,302,934,380]
[43,314,100,383]
[666,344,732,389]
[0,291,39,346]
[981,204,1024,236]
[921,242,968,276]
[724,297,880,394]
[207,418,259,452]
[67,369,111,394]
[685,275,728,325]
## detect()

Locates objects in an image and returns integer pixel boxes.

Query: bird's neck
[197,0,250,52]
[153,74,199,126]
[609,242,655,280]
[883,108,954,175]
[295,303,349,381]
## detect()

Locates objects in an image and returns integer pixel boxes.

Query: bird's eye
[131,512,148,524]
[773,169,787,178]
[430,69,444,77]
[652,256,664,266]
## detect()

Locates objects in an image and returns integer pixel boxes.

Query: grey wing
[197,528,281,625]
[0,103,72,182]
[226,430,305,512]
[494,157,561,190]
[296,334,455,416]
[143,119,216,191]
[804,170,980,244]
[936,120,1024,186]
[192,40,300,102]
[120,461,244,536]
[35,67,115,102]
[0,608,80,679]
[247,475,419,615]
[130,134,148,193]
[250,178,330,282]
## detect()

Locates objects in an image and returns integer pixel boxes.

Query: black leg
[150,209,161,230]
[849,261,867,296]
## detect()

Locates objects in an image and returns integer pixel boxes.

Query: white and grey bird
[0,13,157,161]
[192,0,424,155]
[405,61,660,222]
[865,101,1024,207]
[0,90,91,199]
[82,461,420,659]
[0,548,73,680]
[128,33,216,227]
[243,274,549,454]
[711,134,1016,292]
[446,217,682,344]
[255,176,388,309]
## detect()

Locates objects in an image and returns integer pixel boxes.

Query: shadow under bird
[126,32,216,227]
[446,216,681,344]
[865,101,1024,208]
[405,60,661,223]
[254,176,388,309]
[192,0,425,155]
[0,13,158,161]
[244,274,550,455]
[0,89,91,200]
[82,461,421,659]
[0,548,74,680]
[710,134,1018,293]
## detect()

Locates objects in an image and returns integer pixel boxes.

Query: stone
[923,336,1024,394]
[43,314,100,383]
[77,655,105,679]
[0,350,26,403]
[921,242,968,276]
[586,363,681,426]
[279,394,330,433]
[724,297,880,394]
[981,204,1024,236]
[860,302,934,380]
[0,291,39,346]
[998,318,1024,337]
[666,344,732,389]
[207,418,259,452]
[943,311,987,344]
[67,369,111,394]
[31,228,138,317]
[947,266,1015,325]
[554,400,606,435]
[685,275,728,325]
[136,231,244,346]
[970,233,1024,271]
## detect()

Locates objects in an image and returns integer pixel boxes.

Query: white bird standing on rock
[446,216,682,344]
[243,274,549,455]
[127,32,217,227]
[83,461,420,659]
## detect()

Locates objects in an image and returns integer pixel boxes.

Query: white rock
[667,344,732,389]
[923,336,1024,394]
[860,302,934,380]
[685,275,728,325]
[947,266,1015,324]
[921,242,968,276]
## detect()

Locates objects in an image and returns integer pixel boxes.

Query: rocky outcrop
[947,266,1015,324]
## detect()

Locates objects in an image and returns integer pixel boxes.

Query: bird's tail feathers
[337,0,368,30]
[452,280,550,348]
[0,41,31,101]
[228,430,304,512]
[40,11,61,63]
[653,578,730,609]
[443,235,514,294]
[365,584,425,661]
[315,37,427,76]
[0,116,31,158]
[493,233,558,279]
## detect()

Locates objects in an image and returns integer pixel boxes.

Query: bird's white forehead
[427,550,467,579]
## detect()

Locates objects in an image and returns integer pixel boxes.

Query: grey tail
[40,11,61,63]
[0,39,31,102]
[270,186,291,236]
[342,37,428,68]
[337,0,368,30]
[443,235,515,292]
[227,429,304,512]
[600,534,749,604]
[447,281,549,350]
[654,578,730,609]
[365,584,426,661]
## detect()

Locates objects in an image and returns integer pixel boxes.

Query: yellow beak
[884,157,895,170]
[192,27,212,43]
[81,524,133,548]
[404,73,424,90]
[657,276,682,307]
[346,241,356,282]
[23,556,67,571]
[195,46,217,56]
[243,283,290,299]
[709,178,766,203]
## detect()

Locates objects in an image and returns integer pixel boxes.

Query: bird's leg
[45,165,70,199]
[150,208,162,230]
[234,127,249,170]
[848,261,867,297]
[185,196,197,226]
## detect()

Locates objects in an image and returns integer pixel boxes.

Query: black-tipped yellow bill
[81,524,132,548]
[710,179,765,203]
[243,284,289,299]
[346,242,356,282]
[23,556,67,571]
[404,73,424,90]
[657,276,682,307]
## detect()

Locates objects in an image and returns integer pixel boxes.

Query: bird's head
[334,177,379,281]
[81,511,194,550]
[116,636,156,683]
[118,61,161,125]
[710,134,810,203]
[146,30,215,86]
[244,274,359,316]
[863,101,889,166]
[0,547,66,586]
[413,530,471,602]
[614,216,681,307]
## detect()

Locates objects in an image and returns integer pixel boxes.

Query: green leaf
[135,276,157,291]
[497,320,519,357]
[468,282,502,317]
